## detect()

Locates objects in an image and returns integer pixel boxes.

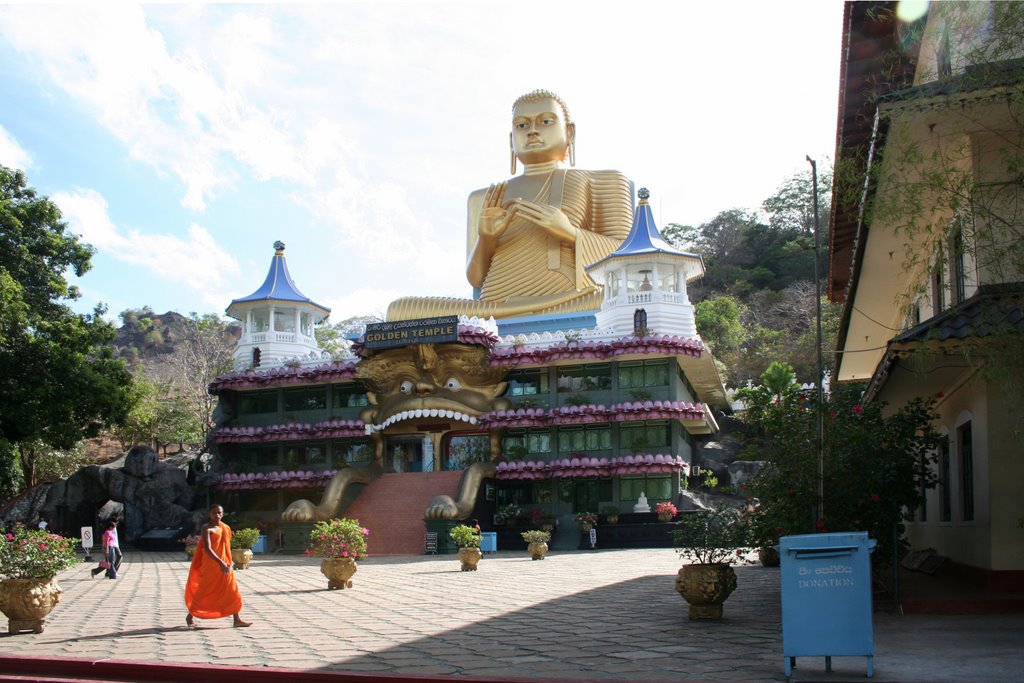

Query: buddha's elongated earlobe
[567,123,576,167]
[509,132,517,175]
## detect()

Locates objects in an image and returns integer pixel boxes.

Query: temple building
[208,90,729,554]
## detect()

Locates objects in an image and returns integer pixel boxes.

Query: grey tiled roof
[892,283,1024,349]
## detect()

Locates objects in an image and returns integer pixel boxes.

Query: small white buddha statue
[633,491,651,513]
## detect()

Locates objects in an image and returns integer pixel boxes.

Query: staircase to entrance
[343,471,463,556]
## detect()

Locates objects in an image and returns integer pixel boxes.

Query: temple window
[506,369,549,396]
[619,475,672,503]
[618,360,669,389]
[444,433,490,471]
[618,420,671,450]
[332,439,374,467]
[333,386,369,408]
[283,387,327,412]
[556,364,611,392]
[282,442,327,468]
[557,426,612,452]
[238,390,278,415]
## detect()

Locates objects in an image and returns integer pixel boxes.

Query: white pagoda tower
[226,241,330,371]
[586,188,704,337]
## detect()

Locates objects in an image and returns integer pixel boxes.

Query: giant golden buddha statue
[386,90,633,321]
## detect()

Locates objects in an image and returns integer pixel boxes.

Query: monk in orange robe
[185,504,252,628]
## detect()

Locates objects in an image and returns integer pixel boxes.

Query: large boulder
[39,446,194,543]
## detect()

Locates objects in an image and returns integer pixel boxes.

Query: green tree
[737,366,944,567]
[0,165,136,491]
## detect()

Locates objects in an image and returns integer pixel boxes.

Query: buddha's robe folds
[184,522,243,619]
[386,169,632,321]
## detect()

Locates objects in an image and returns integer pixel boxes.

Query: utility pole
[807,156,825,525]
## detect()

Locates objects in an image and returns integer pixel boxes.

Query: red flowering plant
[0,525,79,580]
[306,518,369,560]
[736,363,944,567]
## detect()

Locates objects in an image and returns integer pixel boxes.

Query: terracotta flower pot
[657,512,673,522]
[458,547,482,571]
[675,563,737,620]
[320,557,358,589]
[0,578,62,634]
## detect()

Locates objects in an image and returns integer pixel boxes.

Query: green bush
[231,527,261,549]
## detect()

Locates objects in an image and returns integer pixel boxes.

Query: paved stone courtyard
[2,549,1022,682]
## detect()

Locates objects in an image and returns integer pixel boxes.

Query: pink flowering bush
[0,525,79,579]
[655,502,678,517]
[306,518,369,560]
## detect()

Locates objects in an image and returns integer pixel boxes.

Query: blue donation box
[779,532,877,678]
[252,535,267,554]
[480,532,497,553]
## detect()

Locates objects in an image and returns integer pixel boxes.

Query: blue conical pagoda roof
[586,188,702,271]
[226,241,330,319]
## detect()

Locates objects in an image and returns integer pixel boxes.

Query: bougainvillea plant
[0,526,80,579]
[306,518,369,560]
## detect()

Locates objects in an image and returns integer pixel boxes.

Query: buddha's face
[511,96,572,166]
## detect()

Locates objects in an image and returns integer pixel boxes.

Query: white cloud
[0,124,31,170]
[52,187,240,307]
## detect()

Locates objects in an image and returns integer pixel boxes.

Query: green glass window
[558,426,611,452]
[506,369,549,397]
[238,390,278,415]
[620,475,672,502]
[503,430,551,456]
[556,364,611,392]
[332,386,369,408]
[619,421,670,450]
[283,387,326,412]
[238,445,278,469]
[332,439,374,467]
[618,360,669,389]
[281,442,327,468]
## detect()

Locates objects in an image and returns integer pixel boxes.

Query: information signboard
[364,316,459,350]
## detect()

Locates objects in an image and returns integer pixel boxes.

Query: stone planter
[0,578,62,634]
[605,515,619,524]
[320,557,358,589]
[758,546,780,567]
[458,547,482,571]
[527,541,548,560]
[657,512,673,523]
[675,563,737,620]
[231,547,253,570]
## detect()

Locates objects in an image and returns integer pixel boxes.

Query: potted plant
[306,518,369,589]
[230,528,261,570]
[449,523,482,571]
[497,504,522,526]
[655,501,678,522]
[671,506,751,620]
[574,512,598,532]
[520,529,551,560]
[601,505,621,524]
[0,525,79,634]
[181,533,202,559]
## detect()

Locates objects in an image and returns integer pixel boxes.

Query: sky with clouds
[0,1,845,324]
